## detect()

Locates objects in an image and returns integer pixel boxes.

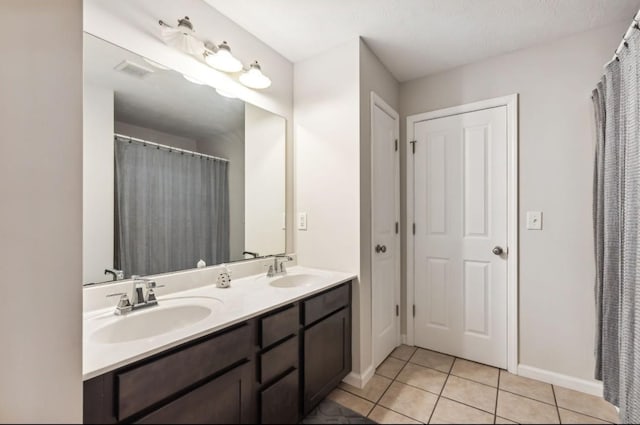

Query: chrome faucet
[104,268,124,281]
[106,275,163,315]
[266,255,293,278]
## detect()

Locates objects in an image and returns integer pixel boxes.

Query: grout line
[335,351,615,425]
[551,384,562,424]
[439,395,498,416]
[498,387,557,407]
[426,357,456,424]
[555,405,616,424]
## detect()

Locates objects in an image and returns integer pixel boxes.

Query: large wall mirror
[83,33,286,285]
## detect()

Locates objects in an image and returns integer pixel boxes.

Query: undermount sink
[90,297,222,344]
[268,273,324,288]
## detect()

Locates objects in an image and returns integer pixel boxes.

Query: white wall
[244,104,286,257]
[294,38,362,369]
[84,84,115,284]
[115,121,198,151]
[84,0,295,253]
[0,0,83,422]
[400,21,627,382]
[294,38,360,272]
[358,39,400,376]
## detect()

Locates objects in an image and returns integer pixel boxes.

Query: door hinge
[412,223,416,235]
[395,221,399,234]
[413,304,416,317]
[394,139,398,152]
[396,304,399,316]
[410,140,416,154]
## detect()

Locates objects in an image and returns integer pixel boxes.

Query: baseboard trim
[342,365,375,389]
[517,364,603,397]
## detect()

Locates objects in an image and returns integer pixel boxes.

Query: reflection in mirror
[83,33,285,285]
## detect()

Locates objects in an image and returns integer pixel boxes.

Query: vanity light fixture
[239,61,272,89]
[183,74,206,85]
[159,16,205,56]
[204,41,243,73]
[158,16,272,91]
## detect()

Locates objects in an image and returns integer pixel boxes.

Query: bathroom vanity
[83,267,353,424]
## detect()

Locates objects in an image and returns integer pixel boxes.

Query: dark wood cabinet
[83,323,255,424]
[135,361,253,424]
[260,368,299,424]
[84,280,352,424]
[302,306,352,415]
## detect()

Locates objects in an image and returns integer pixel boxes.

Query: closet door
[412,106,508,368]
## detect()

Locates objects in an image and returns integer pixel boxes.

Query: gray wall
[0,0,83,421]
[359,38,400,373]
[399,21,626,381]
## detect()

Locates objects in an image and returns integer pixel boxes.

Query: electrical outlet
[526,211,542,230]
[297,212,308,231]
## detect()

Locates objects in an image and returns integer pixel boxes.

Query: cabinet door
[135,362,253,424]
[260,368,299,424]
[303,307,351,414]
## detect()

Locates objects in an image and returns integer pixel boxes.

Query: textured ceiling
[203,0,640,82]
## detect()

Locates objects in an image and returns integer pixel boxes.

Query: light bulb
[183,74,205,85]
[205,42,243,73]
[239,61,271,89]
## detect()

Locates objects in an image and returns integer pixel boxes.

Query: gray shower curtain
[114,139,230,278]
[593,27,640,423]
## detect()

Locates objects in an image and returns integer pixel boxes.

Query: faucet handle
[106,292,132,308]
[266,264,275,277]
[146,284,164,303]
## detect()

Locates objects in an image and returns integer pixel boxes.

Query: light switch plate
[526,211,542,230]
[297,212,308,231]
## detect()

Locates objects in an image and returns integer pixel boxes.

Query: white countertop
[83,266,355,381]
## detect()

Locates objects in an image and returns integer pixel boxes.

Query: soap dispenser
[216,265,231,288]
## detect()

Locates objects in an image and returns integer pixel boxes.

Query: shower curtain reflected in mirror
[114,138,230,278]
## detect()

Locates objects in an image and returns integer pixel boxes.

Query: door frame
[406,94,519,373]
[370,91,401,366]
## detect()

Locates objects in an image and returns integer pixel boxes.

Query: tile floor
[326,345,619,424]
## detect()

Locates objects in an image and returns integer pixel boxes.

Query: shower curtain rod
[609,9,640,64]
[114,133,229,162]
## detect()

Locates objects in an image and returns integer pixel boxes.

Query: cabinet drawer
[136,362,251,424]
[261,304,299,348]
[261,368,299,424]
[260,335,298,384]
[303,284,350,326]
[117,323,251,420]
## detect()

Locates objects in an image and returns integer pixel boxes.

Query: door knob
[375,244,387,253]
[492,246,504,256]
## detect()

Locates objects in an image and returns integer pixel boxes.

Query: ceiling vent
[114,60,155,79]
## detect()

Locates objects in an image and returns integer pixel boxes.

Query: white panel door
[413,106,508,368]
[372,95,400,367]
